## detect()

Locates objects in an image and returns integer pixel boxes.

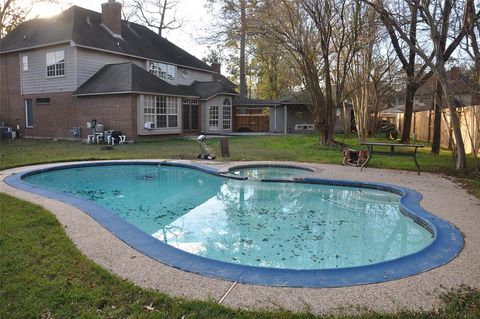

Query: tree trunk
[438,69,467,170]
[431,79,442,154]
[401,81,418,142]
[239,0,247,99]
[158,0,167,37]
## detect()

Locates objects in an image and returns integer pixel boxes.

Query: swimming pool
[226,164,314,180]
[6,161,463,287]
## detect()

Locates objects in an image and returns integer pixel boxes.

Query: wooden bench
[360,142,425,175]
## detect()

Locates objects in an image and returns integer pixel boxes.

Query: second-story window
[148,61,176,81]
[46,50,65,77]
[22,55,29,71]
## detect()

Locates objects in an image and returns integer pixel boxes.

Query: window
[222,98,232,130]
[148,61,176,81]
[35,98,50,104]
[25,99,33,127]
[167,97,178,127]
[22,55,28,71]
[208,106,219,130]
[143,95,179,128]
[46,50,65,77]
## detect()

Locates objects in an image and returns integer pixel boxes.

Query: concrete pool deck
[1,160,479,315]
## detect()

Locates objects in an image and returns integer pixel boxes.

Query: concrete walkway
[1,160,479,316]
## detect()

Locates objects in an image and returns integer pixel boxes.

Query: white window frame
[208,105,219,131]
[46,50,65,78]
[222,98,232,130]
[143,95,179,129]
[25,99,33,128]
[148,61,176,81]
[22,55,28,71]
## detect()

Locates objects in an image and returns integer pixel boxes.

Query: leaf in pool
[262,238,269,242]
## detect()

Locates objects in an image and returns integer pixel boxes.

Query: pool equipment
[197,135,215,160]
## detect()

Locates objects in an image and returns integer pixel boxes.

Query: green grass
[1,193,479,318]
[1,135,479,318]
[1,134,478,174]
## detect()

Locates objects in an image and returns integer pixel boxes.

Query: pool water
[24,164,434,270]
[228,166,313,180]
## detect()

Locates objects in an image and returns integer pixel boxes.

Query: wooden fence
[411,105,480,156]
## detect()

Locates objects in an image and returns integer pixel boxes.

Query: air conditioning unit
[144,122,154,129]
[295,124,314,131]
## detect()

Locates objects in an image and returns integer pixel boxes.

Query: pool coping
[4,160,464,288]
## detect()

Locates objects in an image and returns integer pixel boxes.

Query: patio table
[360,142,424,175]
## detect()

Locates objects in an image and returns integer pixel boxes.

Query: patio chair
[343,149,368,167]
[108,131,126,145]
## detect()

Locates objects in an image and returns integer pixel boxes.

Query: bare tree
[254,0,360,145]
[304,0,362,145]
[128,0,182,37]
[1,0,56,38]
[365,0,476,171]
[463,0,480,84]
[369,46,399,136]
[202,0,252,98]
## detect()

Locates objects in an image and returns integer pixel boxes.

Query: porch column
[284,105,288,135]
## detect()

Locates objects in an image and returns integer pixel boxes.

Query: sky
[25,0,213,61]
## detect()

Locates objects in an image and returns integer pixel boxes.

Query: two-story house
[0,0,237,140]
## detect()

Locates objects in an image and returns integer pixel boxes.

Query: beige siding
[21,44,76,94]
[174,67,213,85]
[204,95,233,134]
[76,48,145,87]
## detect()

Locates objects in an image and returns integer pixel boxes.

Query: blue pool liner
[5,161,464,288]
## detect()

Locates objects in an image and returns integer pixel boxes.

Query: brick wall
[20,92,137,139]
[0,53,23,128]
[2,52,138,138]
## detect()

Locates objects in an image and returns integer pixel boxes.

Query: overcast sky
[26,0,212,61]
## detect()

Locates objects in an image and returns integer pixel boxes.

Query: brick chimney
[101,0,122,37]
[448,67,460,81]
[210,63,221,74]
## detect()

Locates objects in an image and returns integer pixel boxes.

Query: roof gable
[73,62,195,96]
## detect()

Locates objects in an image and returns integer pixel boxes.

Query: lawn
[1,134,478,174]
[1,135,479,318]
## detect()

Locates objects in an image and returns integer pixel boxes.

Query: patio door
[182,99,199,133]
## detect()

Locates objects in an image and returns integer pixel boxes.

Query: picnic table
[360,142,425,175]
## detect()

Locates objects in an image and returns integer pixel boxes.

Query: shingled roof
[180,81,238,100]
[73,62,196,97]
[0,6,212,72]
